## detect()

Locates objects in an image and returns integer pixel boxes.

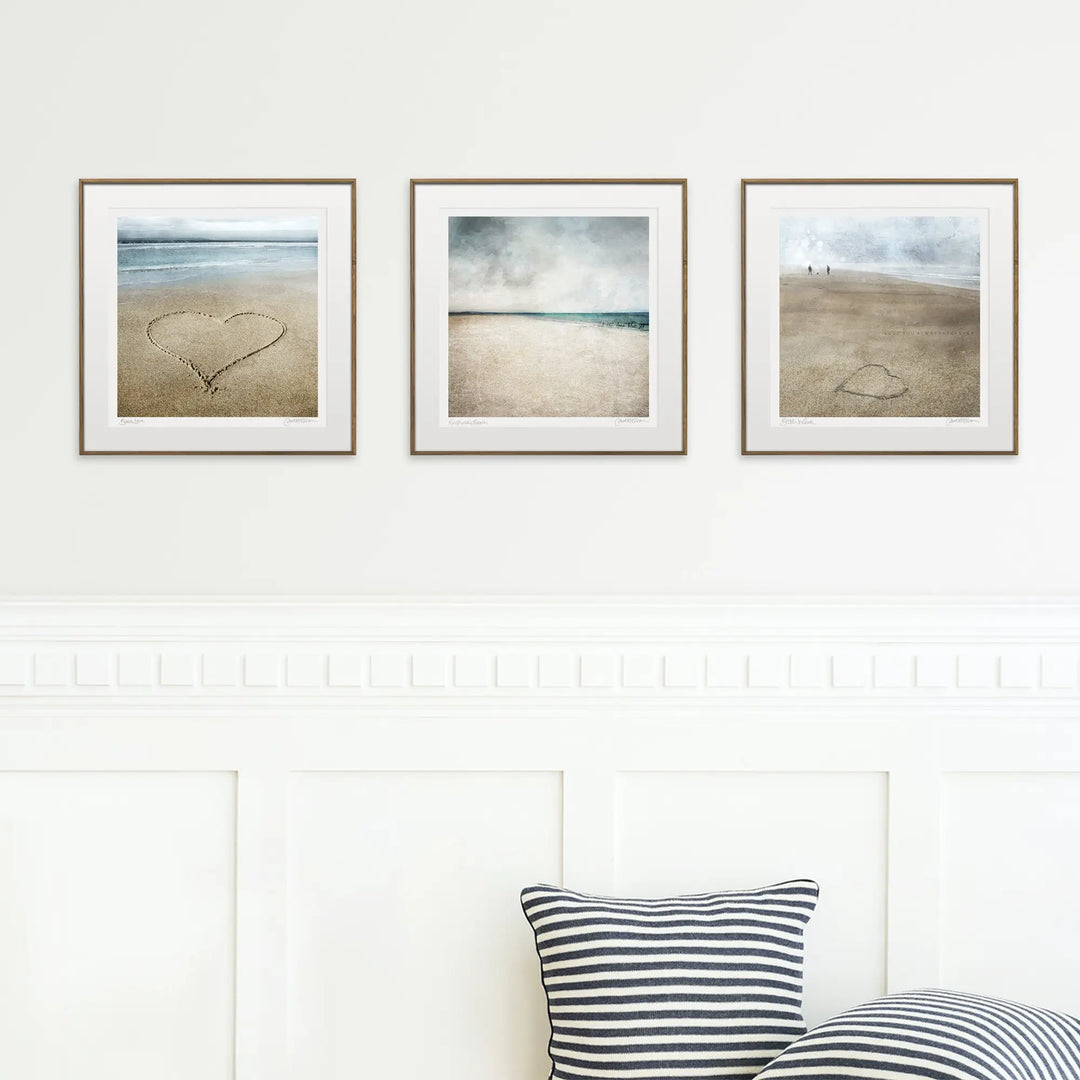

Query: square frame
[742,178,1018,455]
[80,178,356,454]
[411,179,687,454]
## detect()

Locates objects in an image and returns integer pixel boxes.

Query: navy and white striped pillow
[520,879,819,1080]
[755,989,1080,1080]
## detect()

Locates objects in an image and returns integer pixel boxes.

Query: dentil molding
[2,597,1080,702]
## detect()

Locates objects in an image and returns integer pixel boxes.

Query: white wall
[1,0,1078,595]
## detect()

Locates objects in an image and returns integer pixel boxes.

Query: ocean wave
[118,241,317,248]
[119,260,261,273]
[117,240,318,286]
[885,270,980,290]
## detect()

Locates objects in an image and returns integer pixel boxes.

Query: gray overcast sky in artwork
[449,215,649,312]
[117,216,318,243]
[779,215,980,269]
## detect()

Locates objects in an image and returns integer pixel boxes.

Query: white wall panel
[2,599,1080,1079]
[0,771,236,1080]
[287,771,562,1080]
[941,772,1080,1015]
[614,771,888,1027]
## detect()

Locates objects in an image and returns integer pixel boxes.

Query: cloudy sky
[117,215,317,243]
[449,215,649,313]
[779,215,979,269]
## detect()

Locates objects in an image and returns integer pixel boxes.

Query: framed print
[742,179,1018,454]
[80,179,355,454]
[411,179,686,454]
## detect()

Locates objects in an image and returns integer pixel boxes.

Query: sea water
[117,241,318,287]
[866,264,980,290]
[450,312,650,330]
[786,264,979,290]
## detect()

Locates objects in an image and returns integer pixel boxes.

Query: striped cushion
[520,879,819,1080]
[755,989,1080,1080]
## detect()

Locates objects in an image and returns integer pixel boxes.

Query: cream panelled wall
[1,598,1079,1080]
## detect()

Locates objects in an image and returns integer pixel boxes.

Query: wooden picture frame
[411,179,687,454]
[742,179,1018,454]
[80,178,356,454]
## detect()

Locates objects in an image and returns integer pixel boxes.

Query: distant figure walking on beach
[807,264,812,275]
[826,265,830,276]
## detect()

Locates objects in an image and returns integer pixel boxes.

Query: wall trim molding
[3,596,1080,704]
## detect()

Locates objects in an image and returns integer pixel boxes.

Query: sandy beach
[779,271,980,418]
[117,271,317,418]
[448,314,649,418]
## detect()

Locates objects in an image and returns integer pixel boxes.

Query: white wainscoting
[1,597,1079,1080]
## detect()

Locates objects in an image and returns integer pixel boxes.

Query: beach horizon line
[449,310,649,316]
[781,267,979,291]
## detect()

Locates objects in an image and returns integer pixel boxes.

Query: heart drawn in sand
[835,363,909,400]
[146,310,286,394]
